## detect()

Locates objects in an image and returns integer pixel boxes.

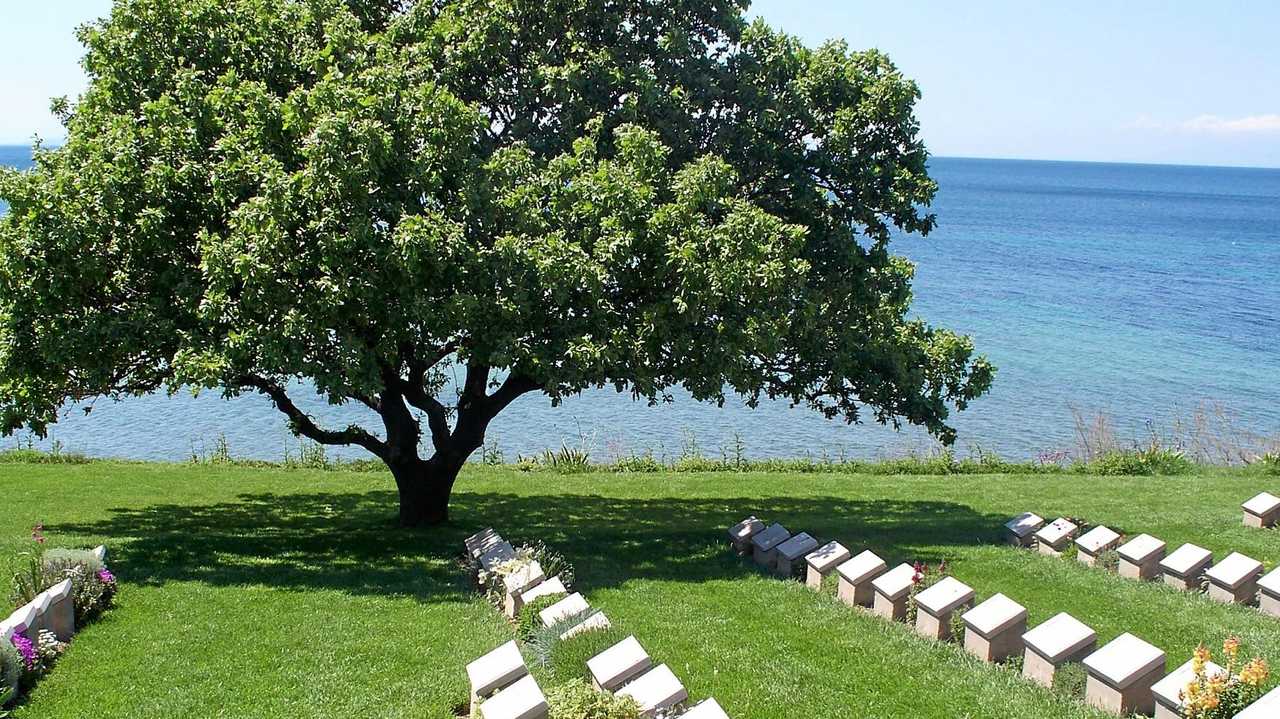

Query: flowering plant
[1181,637,1269,718]
[9,636,33,673]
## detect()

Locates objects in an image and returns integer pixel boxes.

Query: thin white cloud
[1125,114,1280,134]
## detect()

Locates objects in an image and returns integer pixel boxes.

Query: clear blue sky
[3,1,1279,167]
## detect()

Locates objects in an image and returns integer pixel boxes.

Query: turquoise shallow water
[1,148,1278,461]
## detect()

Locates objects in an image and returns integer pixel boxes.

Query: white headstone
[1243,492,1280,516]
[1005,512,1045,538]
[93,545,107,563]
[1152,658,1225,711]
[836,550,887,585]
[681,698,731,719]
[1236,685,1280,719]
[479,674,548,719]
[1035,518,1078,547]
[1205,552,1262,589]
[1082,633,1166,690]
[728,516,765,541]
[1160,543,1213,577]
[1022,612,1097,663]
[805,541,851,573]
[1259,566,1280,597]
[1117,534,1165,563]
[519,576,567,606]
[539,592,590,627]
[9,602,37,634]
[559,611,611,640]
[871,563,917,601]
[618,664,688,717]
[962,593,1027,638]
[1075,525,1120,554]
[466,640,528,699]
[466,527,499,551]
[503,560,545,596]
[479,542,518,572]
[775,532,819,561]
[914,576,975,616]
[587,635,651,691]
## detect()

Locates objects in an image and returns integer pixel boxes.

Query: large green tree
[0,0,993,526]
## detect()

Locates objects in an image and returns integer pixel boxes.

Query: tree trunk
[388,456,460,527]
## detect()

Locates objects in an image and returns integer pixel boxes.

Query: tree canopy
[0,0,994,525]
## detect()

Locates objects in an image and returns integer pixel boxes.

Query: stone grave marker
[1082,632,1166,716]
[773,532,820,579]
[618,664,689,718]
[681,698,731,719]
[1035,518,1079,557]
[588,635,651,691]
[836,550,887,608]
[962,593,1027,663]
[1204,552,1262,605]
[1075,525,1120,567]
[1242,492,1280,528]
[479,674,549,719]
[519,576,567,609]
[750,524,790,569]
[1236,685,1280,718]
[479,542,518,573]
[728,516,765,556]
[870,563,916,622]
[804,540,851,590]
[1258,566,1280,618]
[913,576,975,641]
[1004,512,1045,547]
[467,640,528,707]
[1021,612,1097,688]
[41,579,75,641]
[1116,534,1166,581]
[93,545,107,563]
[1152,658,1225,719]
[1159,543,1214,591]
[539,592,590,628]
[560,611,611,640]
[502,560,546,618]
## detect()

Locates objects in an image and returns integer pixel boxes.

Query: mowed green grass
[2,461,1278,718]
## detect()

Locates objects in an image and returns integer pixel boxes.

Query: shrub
[1051,662,1087,699]
[1251,452,1280,476]
[517,595,565,642]
[41,549,115,625]
[31,630,66,678]
[1182,638,1270,718]
[1085,446,1194,476]
[545,678,643,719]
[1095,549,1121,573]
[0,637,20,702]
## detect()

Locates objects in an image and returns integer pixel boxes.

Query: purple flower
[11,633,35,670]
[98,568,115,585]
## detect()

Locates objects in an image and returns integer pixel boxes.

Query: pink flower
[10,633,35,670]
[98,568,115,585]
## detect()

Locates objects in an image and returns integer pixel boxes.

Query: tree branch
[240,375,388,458]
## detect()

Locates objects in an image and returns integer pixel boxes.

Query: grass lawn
[2,461,1279,718]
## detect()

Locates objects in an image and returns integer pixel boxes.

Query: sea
[1,145,1278,463]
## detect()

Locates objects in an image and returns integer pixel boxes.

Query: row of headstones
[1242,491,1280,530]
[730,517,1280,718]
[1007,512,1280,616]
[0,545,107,647]
[462,528,730,719]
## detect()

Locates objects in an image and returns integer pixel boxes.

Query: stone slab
[750,523,789,553]
[519,576,567,607]
[1152,658,1225,714]
[559,611,611,640]
[1235,685,1280,719]
[1204,551,1262,590]
[1083,633,1166,691]
[1023,612,1098,665]
[681,698,730,719]
[1242,491,1280,517]
[836,551,887,586]
[587,635,651,692]
[1085,663,1164,716]
[503,560,546,597]
[466,527,500,552]
[8,602,38,640]
[41,579,75,642]
[1117,534,1166,564]
[728,516,765,542]
[1005,512,1045,539]
[776,532,819,561]
[1160,543,1213,577]
[618,664,688,718]
[1076,525,1120,555]
[467,640,528,700]
[915,576,976,617]
[479,542,518,572]
[871,563,917,602]
[963,593,1027,639]
[539,592,590,627]
[479,674,548,719]
[806,540,851,574]
[93,545,107,563]
[1036,518,1078,551]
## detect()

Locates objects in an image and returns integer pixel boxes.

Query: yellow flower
[1224,636,1241,659]
[1193,644,1211,675]
[1241,657,1270,686]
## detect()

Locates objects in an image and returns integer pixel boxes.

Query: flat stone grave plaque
[618,664,688,718]
[539,592,590,627]
[1004,512,1045,546]
[1075,525,1120,566]
[1243,492,1280,528]
[467,640,528,702]
[1035,518,1078,555]
[1022,612,1097,688]
[479,674,549,719]
[1204,551,1262,604]
[835,550,887,607]
[519,576,567,607]
[914,576,975,640]
[1159,543,1214,591]
[871,563,916,621]
[804,540,851,589]
[1152,658,1225,719]
[962,593,1028,663]
[1117,534,1166,581]
[479,542,518,572]
[587,635,651,691]
[774,532,820,578]
[1082,632,1166,716]
[750,524,790,568]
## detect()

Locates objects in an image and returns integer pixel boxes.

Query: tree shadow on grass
[49,488,1010,603]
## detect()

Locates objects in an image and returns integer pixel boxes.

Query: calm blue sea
[1,146,1278,462]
